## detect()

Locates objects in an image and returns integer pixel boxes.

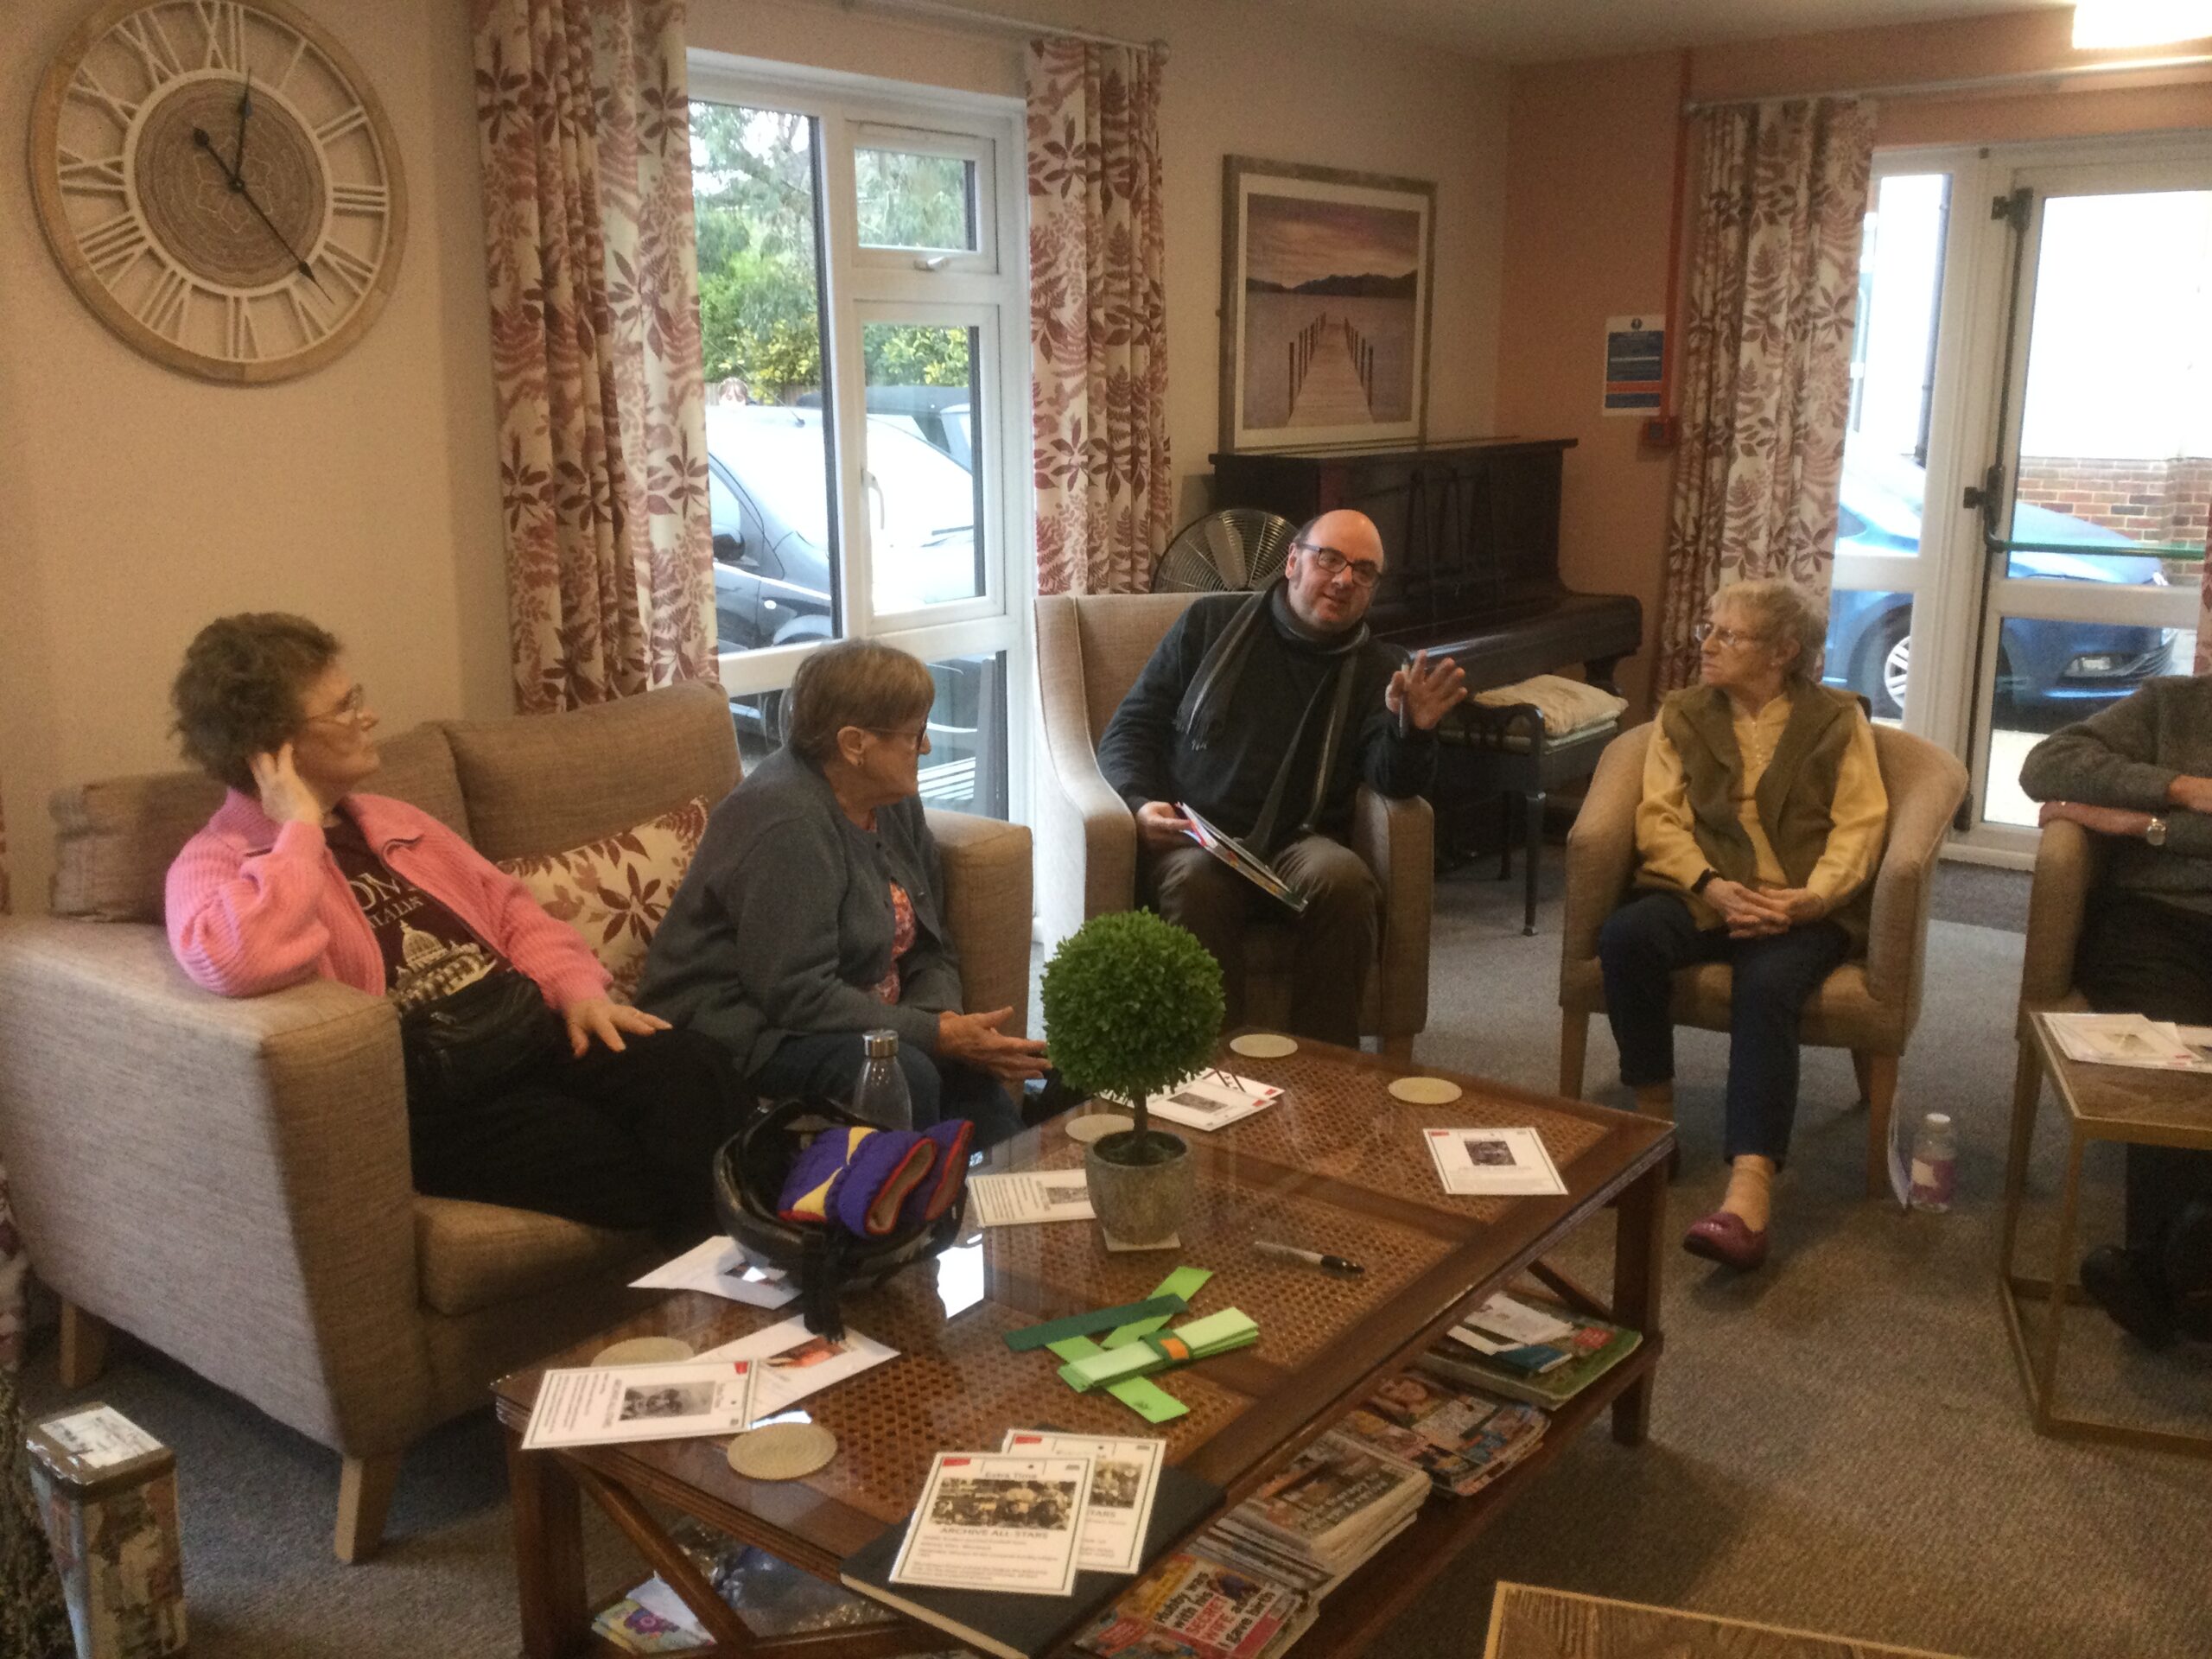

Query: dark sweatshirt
[1095,589,1436,847]
[637,745,960,1073]
[2017,674,2212,915]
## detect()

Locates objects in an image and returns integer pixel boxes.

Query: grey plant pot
[1084,1129,1194,1248]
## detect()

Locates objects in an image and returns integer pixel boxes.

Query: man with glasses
[1095,509,1467,1045]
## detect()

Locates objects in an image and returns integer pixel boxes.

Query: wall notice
[1604,315,1664,414]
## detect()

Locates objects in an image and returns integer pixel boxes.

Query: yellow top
[1635,695,1888,927]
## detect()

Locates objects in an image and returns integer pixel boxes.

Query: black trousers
[2074,890,2212,1255]
[407,1027,747,1241]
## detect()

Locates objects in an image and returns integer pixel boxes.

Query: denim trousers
[750,1028,1024,1148]
[1598,890,1849,1165]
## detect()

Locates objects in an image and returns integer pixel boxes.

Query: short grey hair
[1712,578,1827,683]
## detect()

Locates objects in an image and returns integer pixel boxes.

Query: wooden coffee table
[494,1038,1672,1656]
[1483,1582,1964,1657]
[1998,1010,2212,1458]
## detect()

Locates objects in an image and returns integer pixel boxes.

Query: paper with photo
[891,1452,1096,1595]
[970,1168,1096,1225]
[699,1315,897,1417]
[1145,1070,1281,1133]
[1001,1431,1165,1575]
[631,1236,798,1308]
[522,1359,756,1451]
[1455,1294,1576,1348]
[1422,1126,1567,1196]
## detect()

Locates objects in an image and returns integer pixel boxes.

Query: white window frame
[688,53,1033,820]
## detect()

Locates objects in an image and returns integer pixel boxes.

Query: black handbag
[399,969,564,1111]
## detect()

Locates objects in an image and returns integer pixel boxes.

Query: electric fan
[1148,508,1297,594]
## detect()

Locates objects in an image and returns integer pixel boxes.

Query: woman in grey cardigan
[639,642,1043,1144]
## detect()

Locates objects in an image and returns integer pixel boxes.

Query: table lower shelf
[574,1334,1663,1659]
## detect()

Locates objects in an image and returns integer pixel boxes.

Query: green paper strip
[1003,1294,1188,1352]
[1106,1376,1187,1423]
[1046,1335,1102,1365]
[1059,1343,1159,1391]
[1169,1307,1256,1357]
[1103,1266,1215,1350]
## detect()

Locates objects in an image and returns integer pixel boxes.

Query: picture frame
[1218,156,1437,454]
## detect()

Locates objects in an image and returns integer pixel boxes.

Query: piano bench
[1436,686,1624,937]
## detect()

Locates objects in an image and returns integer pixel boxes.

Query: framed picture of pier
[1219,156,1436,454]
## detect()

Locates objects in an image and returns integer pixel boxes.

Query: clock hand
[191,126,328,297]
[231,70,251,181]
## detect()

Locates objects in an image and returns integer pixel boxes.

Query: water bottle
[850,1028,913,1130]
[1909,1112,1956,1212]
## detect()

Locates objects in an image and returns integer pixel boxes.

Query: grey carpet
[22,858,2209,1657]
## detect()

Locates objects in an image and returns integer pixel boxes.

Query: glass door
[1971,163,2210,843]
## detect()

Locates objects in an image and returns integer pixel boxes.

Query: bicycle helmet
[712,1096,970,1339]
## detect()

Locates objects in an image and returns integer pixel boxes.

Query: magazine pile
[1418,1294,1642,1411]
[1077,1424,1432,1659]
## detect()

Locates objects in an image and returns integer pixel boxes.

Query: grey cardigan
[2018,674,2212,913]
[638,745,960,1073]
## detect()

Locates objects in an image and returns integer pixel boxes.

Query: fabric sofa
[1034,592,1433,1059]
[0,680,1033,1560]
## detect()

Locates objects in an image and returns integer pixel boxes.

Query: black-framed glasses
[303,684,370,726]
[1692,623,1764,650]
[868,724,930,753]
[1293,541,1383,589]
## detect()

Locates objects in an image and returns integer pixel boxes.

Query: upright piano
[1208,437,1641,692]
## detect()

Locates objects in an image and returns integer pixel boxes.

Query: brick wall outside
[2015,454,2212,550]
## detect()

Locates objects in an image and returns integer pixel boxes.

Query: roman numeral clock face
[30,0,406,383]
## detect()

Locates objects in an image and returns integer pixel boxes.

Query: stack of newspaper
[1328,1370,1548,1497]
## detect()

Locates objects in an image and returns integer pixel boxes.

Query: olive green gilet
[1657,680,1872,941]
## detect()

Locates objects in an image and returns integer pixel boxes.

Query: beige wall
[1497,7,2212,714]
[3,0,1508,915]
[2,0,510,914]
[693,0,1512,523]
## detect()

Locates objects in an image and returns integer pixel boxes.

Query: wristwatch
[2146,816,2169,849]
[1691,868,1719,895]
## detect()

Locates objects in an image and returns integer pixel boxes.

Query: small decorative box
[24,1402,187,1659]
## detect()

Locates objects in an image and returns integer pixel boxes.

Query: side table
[1482,1582,1962,1657]
[1998,1010,2212,1458]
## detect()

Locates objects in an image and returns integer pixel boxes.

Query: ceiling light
[2072,0,2212,48]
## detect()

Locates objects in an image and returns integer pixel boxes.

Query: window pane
[1837,174,1951,559]
[919,653,1007,818]
[1983,616,2186,826]
[855,148,978,251]
[692,100,841,656]
[863,322,984,612]
[2011,190,2212,584]
[1821,592,1914,721]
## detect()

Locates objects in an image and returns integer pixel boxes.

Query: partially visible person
[2020,673,2212,1347]
[1598,579,1888,1272]
[164,614,743,1239]
[1094,509,1467,1045]
[639,641,1041,1145]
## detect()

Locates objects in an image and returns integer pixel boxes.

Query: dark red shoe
[1682,1209,1770,1270]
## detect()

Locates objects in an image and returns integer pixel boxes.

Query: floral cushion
[497,798,709,1003]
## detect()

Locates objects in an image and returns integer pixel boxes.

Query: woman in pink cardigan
[163,613,743,1238]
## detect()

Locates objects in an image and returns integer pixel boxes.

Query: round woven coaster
[1229,1032,1299,1058]
[1388,1076,1464,1105]
[1065,1112,1134,1145]
[728,1421,837,1480]
[590,1336,693,1367]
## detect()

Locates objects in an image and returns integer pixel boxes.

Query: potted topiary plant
[1040,910,1225,1247]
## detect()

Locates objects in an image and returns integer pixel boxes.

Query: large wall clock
[29,0,407,384]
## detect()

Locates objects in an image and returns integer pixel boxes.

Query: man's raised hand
[1134,799,1198,854]
[1386,650,1471,732]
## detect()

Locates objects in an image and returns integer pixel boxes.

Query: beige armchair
[1034,593,1432,1060]
[1999,817,2101,1255]
[0,681,1033,1560]
[1556,720,1967,1197]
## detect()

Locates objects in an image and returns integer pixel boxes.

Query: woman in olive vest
[1599,579,1888,1271]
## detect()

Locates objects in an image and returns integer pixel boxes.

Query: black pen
[1255,1238,1364,1277]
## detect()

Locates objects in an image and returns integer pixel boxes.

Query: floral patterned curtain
[0,801,72,1658]
[1027,39,1172,596]
[1655,98,1877,693]
[474,0,714,713]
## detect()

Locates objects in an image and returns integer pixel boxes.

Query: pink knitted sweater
[164,790,610,1008]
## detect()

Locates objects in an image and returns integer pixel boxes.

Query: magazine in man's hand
[1177,805,1307,914]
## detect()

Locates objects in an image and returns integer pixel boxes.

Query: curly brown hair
[171,613,343,791]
